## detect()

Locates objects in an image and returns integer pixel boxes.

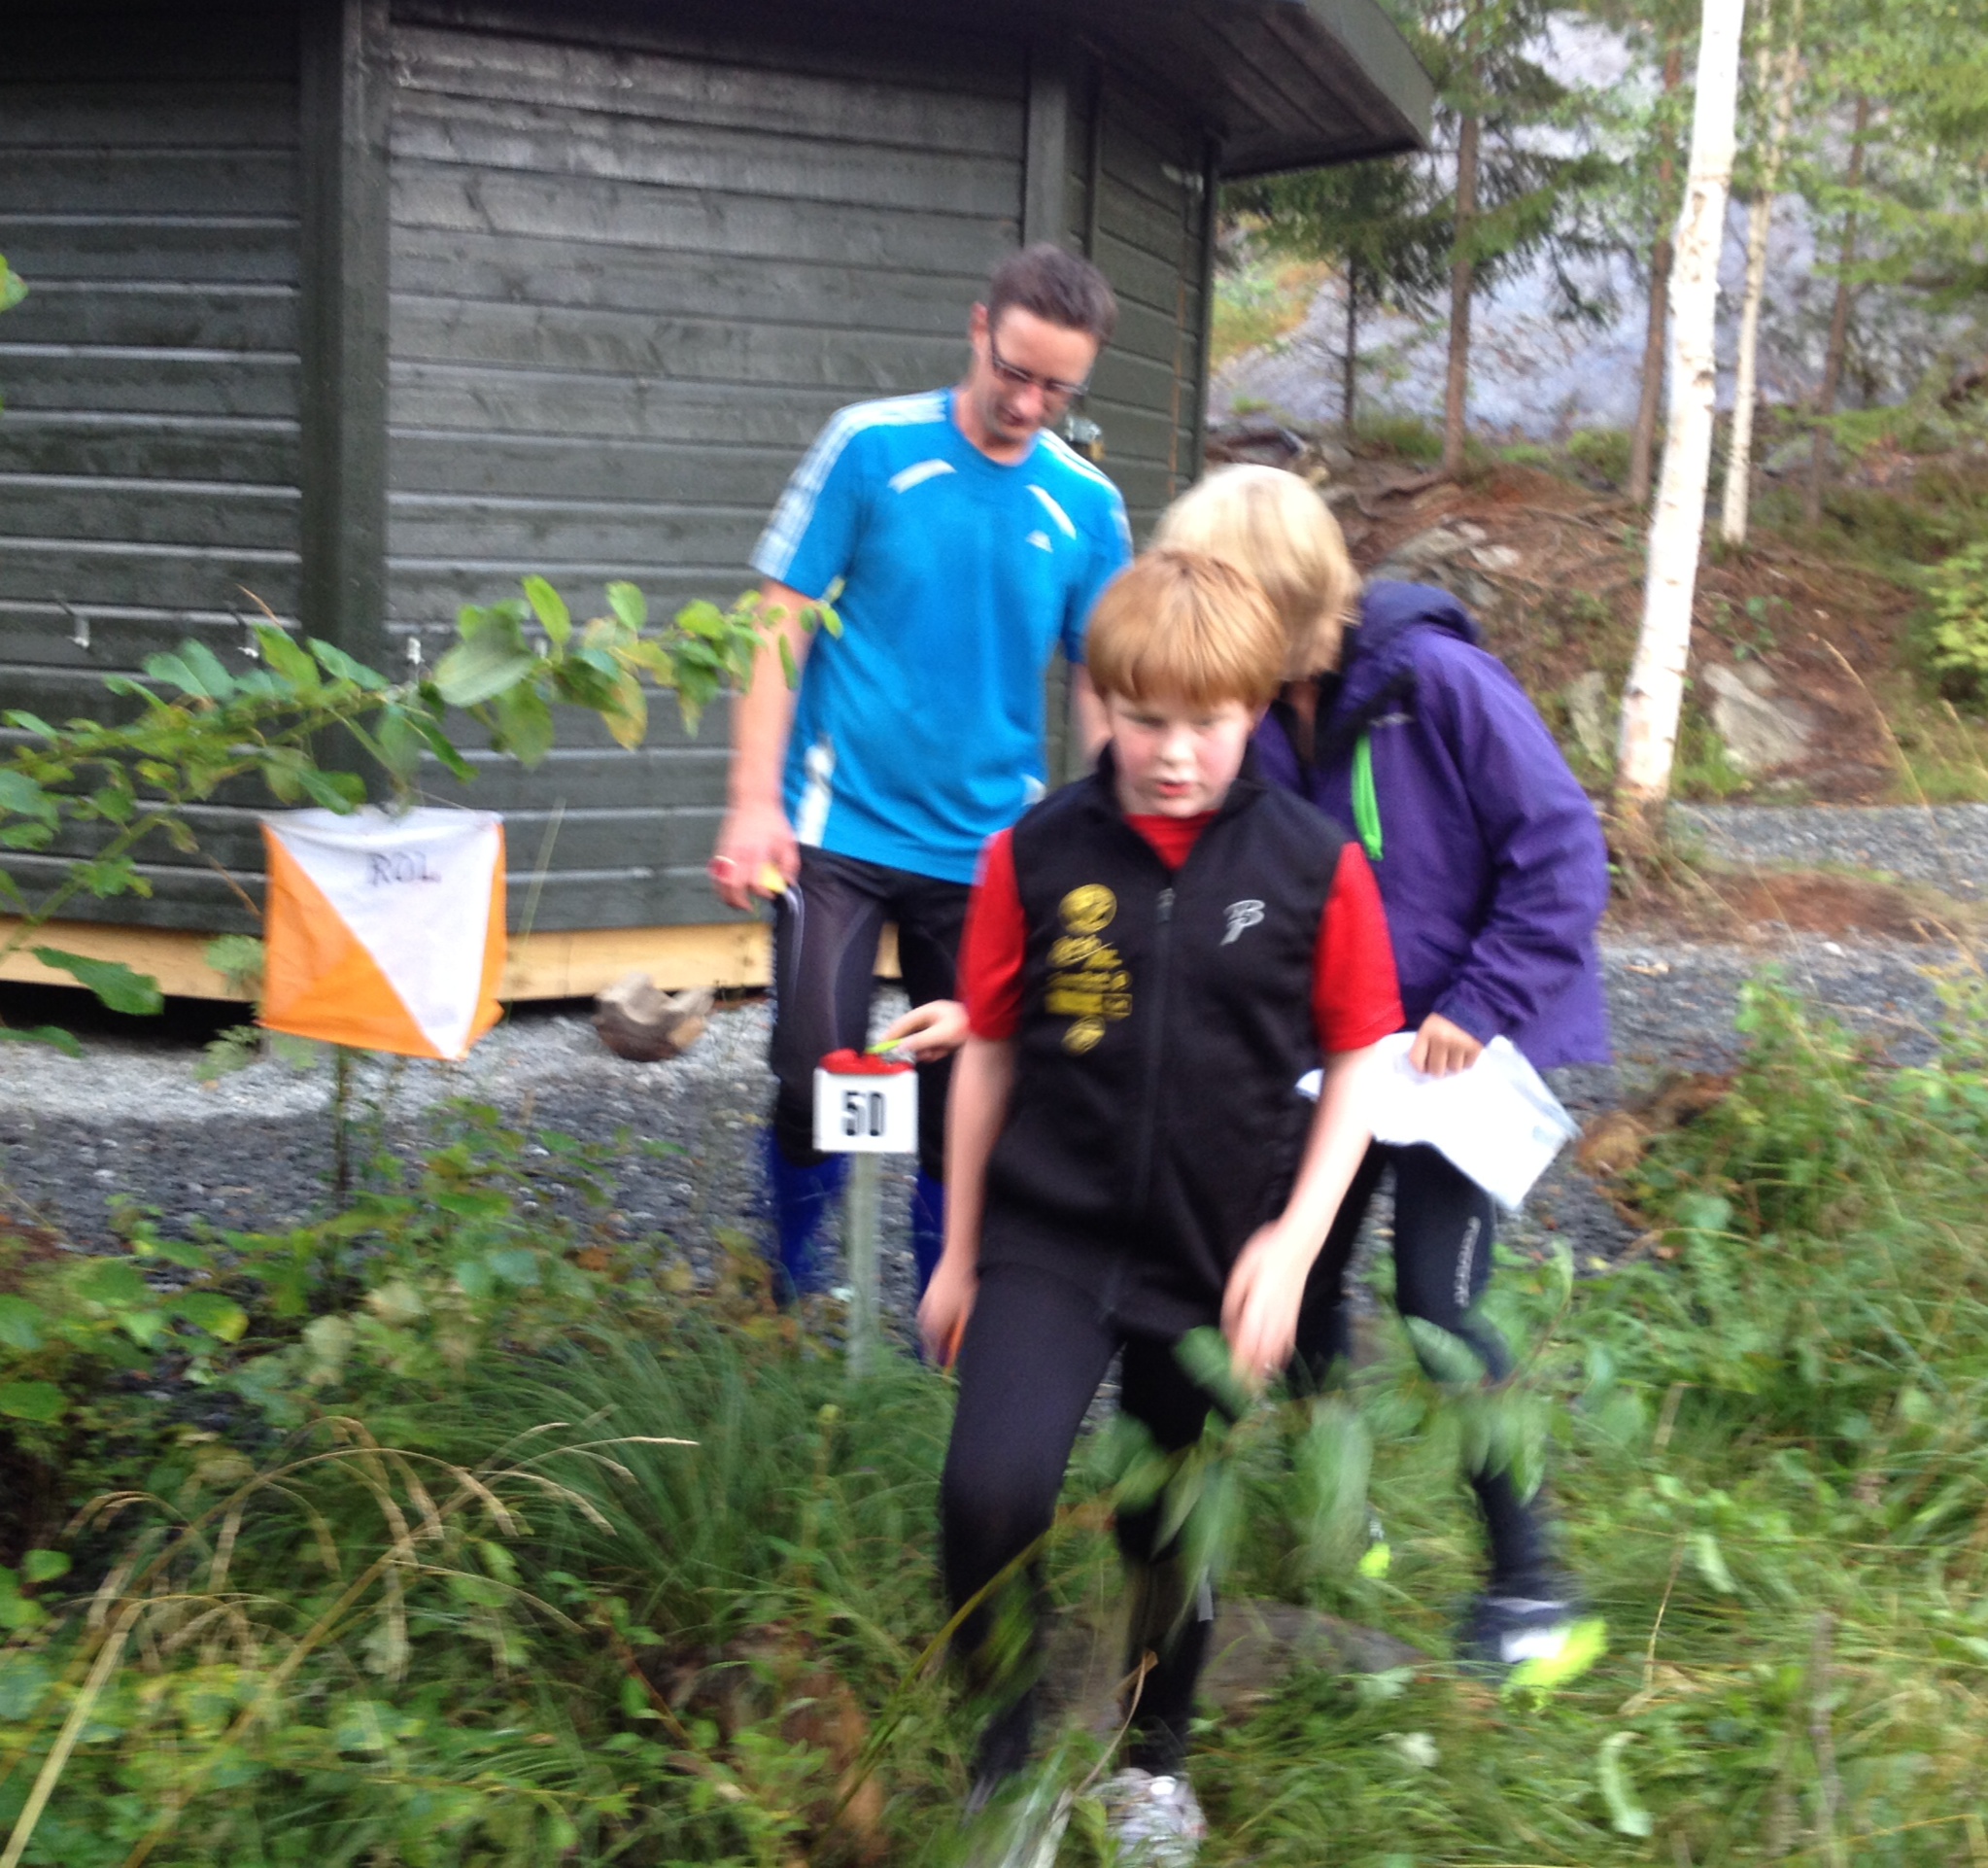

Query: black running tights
[941,1264,1220,1781]
[1292,1142,1553,1590]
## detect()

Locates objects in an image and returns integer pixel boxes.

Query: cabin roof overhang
[989,0,1435,176]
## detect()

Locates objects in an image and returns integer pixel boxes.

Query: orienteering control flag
[260,807,506,1060]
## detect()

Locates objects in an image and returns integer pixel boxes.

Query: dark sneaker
[1100,1767,1207,1867]
[1457,1587,1599,1679]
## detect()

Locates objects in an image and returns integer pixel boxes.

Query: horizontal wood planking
[39,799,727,878]
[395,0,1024,106]
[389,294,971,389]
[391,227,984,335]
[0,11,306,937]
[0,604,291,675]
[390,429,812,504]
[1,282,299,353]
[0,218,301,286]
[0,541,301,614]
[0,915,776,1001]
[6,4,296,84]
[2,848,737,934]
[377,14,1036,931]
[390,163,1016,276]
[390,364,853,446]
[393,96,1020,220]
[0,478,300,551]
[0,414,299,485]
[0,349,300,419]
[0,151,297,219]
[0,82,298,148]
[387,495,761,567]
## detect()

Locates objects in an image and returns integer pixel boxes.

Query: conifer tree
[1232,159,1451,436]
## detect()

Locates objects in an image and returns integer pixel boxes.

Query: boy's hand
[918,1253,977,1366]
[1409,1013,1484,1078]
[877,999,971,1062]
[1220,1224,1315,1392]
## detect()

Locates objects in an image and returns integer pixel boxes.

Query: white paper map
[1302,1034,1579,1208]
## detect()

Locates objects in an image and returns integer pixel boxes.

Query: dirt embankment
[1209,428,1988,807]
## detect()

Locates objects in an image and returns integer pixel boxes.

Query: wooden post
[298,0,392,677]
[843,1156,882,1380]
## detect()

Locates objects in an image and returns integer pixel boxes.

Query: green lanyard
[1351,732,1383,863]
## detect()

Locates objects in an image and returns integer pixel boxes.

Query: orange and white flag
[260,808,506,1060]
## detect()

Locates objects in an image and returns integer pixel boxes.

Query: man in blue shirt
[710,245,1132,1301]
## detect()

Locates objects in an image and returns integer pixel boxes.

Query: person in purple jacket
[1155,464,1611,1670]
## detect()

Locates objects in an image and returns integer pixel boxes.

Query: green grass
[5,978,1988,1862]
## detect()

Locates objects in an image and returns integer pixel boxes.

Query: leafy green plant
[0,579,821,1042]
[1919,537,1988,702]
[1567,425,1631,488]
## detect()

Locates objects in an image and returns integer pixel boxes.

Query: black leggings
[1294,1143,1552,1590]
[941,1264,1221,1780]
[767,847,971,1180]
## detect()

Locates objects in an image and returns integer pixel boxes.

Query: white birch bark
[1721,11,1802,545]
[1616,0,1749,825]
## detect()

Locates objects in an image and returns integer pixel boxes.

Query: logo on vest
[1046,885,1129,1054]
[1221,899,1265,945]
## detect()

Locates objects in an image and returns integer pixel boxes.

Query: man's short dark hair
[986,243,1117,346]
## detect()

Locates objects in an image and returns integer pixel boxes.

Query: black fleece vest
[980,752,1352,1327]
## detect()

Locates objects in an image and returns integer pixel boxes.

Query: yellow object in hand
[756,863,788,896]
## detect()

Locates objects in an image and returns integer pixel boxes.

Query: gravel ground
[1677,803,1988,896]
[8,800,1983,1322]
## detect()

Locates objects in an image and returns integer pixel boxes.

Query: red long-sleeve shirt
[959,813,1402,1050]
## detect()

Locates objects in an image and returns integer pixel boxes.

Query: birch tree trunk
[1802,92,1870,527]
[1441,105,1482,480]
[1721,10,1802,546]
[1614,0,1748,849]
[1627,42,1685,508]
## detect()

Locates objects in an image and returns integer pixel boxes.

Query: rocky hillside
[1205,422,1988,807]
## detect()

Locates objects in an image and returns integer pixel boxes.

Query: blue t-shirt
[750,389,1132,883]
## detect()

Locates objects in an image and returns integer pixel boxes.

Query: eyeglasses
[986,329,1090,408]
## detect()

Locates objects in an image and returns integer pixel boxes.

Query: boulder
[1700,663,1814,775]
[1041,1598,1425,1736]
[1562,670,1613,766]
[1204,423,1354,480]
[593,975,714,1061]
[1373,522,1487,577]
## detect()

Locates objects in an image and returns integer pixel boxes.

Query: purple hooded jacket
[1253,579,1612,1068]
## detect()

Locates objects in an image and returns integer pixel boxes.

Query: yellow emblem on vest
[1059,884,1116,935]
[1047,884,1129,1052]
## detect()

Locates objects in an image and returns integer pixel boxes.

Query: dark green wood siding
[1,1,1244,949]
[0,6,304,709]
[0,2,303,930]
[1080,70,1206,545]
[380,0,1030,931]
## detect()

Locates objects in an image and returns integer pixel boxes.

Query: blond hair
[1084,549,1285,711]
[1153,465,1360,677]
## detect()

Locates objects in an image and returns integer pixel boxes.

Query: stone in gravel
[1702,663,1815,775]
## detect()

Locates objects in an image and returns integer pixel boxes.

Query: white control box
[812,1051,918,1155]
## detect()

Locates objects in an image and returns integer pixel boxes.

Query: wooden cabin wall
[0,1,1225,956]
[380,0,1028,931]
[1073,67,1211,547]
[0,3,305,929]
